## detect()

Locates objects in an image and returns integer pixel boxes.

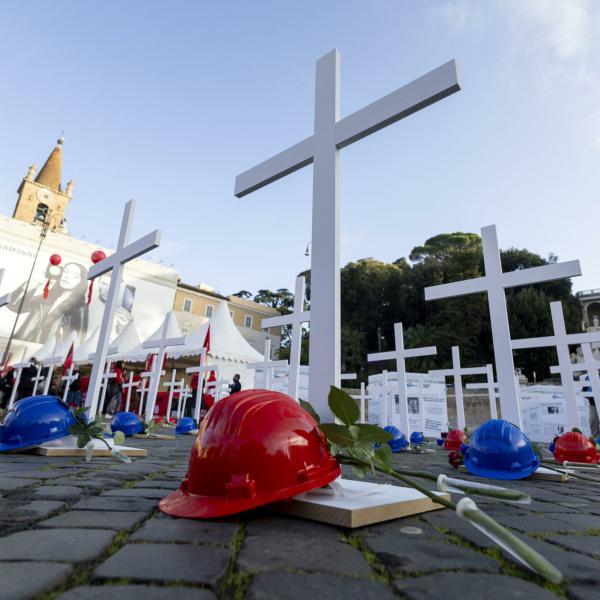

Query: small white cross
[429,346,488,430]
[368,322,436,436]
[31,364,45,396]
[512,301,600,430]
[350,382,370,424]
[425,225,581,429]
[206,379,229,402]
[61,364,79,403]
[0,269,10,308]
[176,381,190,419]
[550,342,600,412]
[85,199,161,420]
[247,338,288,391]
[261,276,310,401]
[185,349,219,421]
[42,355,67,396]
[163,369,181,420]
[142,312,186,423]
[122,372,140,412]
[7,356,29,409]
[97,361,116,414]
[236,51,460,420]
[137,375,151,416]
[463,363,499,420]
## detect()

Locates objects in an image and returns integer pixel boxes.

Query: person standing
[106,361,124,415]
[18,357,39,400]
[185,372,199,419]
[229,374,241,395]
[583,375,600,438]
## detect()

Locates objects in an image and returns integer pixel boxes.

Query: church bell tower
[13,137,74,233]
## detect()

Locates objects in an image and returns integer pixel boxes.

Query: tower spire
[34,137,63,191]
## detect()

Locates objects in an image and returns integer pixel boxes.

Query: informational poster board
[367,372,448,437]
[520,385,591,442]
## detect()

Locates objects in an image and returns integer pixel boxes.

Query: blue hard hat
[464,419,540,480]
[548,442,556,454]
[0,396,75,452]
[175,417,197,434]
[410,431,425,446]
[111,412,143,437]
[436,438,444,446]
[384,425,409,452]
[460,442,469,456]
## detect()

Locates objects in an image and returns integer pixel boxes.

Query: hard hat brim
[0,430,71,453]
[464,456,540,480]
[159,463,341,519]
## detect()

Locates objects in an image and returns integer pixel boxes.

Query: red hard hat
[159,390,340,519]
[553,431,600,464]
[444,429,467,451]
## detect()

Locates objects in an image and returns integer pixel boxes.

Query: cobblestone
[0,434,598,599]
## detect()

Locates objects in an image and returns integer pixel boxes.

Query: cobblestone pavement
[1,434,600,600]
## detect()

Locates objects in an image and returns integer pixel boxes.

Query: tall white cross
[260,276,310,401]
[122,372,139,412]
[340,373,357,382]
[550,343,600,407]
[368,322,437,436]
[31,364,45,396]
[236,50,460,420]
[0,269,10,308]
[85,200,160,419]
[185,348,219,421]
[512,302,600,429]
[429,346,488,430]
[464,363,499,420]
[142,313,186,423]
[248,338,288,391]
[7,357,29,410]
[61,364,79,403]
[425,225,581,429]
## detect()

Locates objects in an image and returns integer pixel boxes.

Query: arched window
[34,203,48,223]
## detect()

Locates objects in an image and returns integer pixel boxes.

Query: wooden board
[274,479,449,528]
[458,465,569,482]
[33,446,147,457]
[132,433,175,440]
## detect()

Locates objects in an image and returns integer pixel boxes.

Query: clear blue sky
[1,1,598,295]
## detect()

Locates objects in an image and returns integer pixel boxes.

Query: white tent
[123,310,185,362]
[34,331,78,364]
[73,327,100,364]
[170,320,209,359]
[108,320,142,357]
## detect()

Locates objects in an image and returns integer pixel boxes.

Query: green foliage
[299,398,320,423]
[328,385,360,425]
[68,409,130,462]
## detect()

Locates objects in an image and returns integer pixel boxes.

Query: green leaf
[351,464,367,478]
[77,434,89,448]
[329,443,341,456]
[299,399,321,423]
[68,424,85,436]
[328,386,360,426]
[319,423,355,446]
[113,431,125,446]
[532,443,543,461]
[375,443,393,467]
[357,424,393,444]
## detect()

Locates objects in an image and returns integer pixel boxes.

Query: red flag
[204,325,211,353]
[87,280,94,304]
[43,279,50,299]
[144,353,155,372]
[62,342,74,375]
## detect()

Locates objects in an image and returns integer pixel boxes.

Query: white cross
[340,373,357,382]
[350,382,370,424]
[84,200,160,420]
[0,269,10,308]
[236,50,459,420]
[7,359,29,409]
[463,363,499,420]
[248,338,288,391]
[425,225,581,429]
[97,361,116,414]
[163,369,180,420]
[206,379,229,402]
[185,348,219,421]
[429,346,488,430]
[260,276,310,401]
[178,384,193,418]
[549,341,600,416]
[31,364,45,396]
[61,364,79,403]
[142,313,186,423]
[137,375,151,416]
[512,301,600,429]
[368,322,437,435]
[122,372,140,412]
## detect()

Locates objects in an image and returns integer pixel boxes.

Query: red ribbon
[87,280,94,305]
[43,279,50,300]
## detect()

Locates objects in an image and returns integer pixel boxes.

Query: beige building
[173,282,282,357]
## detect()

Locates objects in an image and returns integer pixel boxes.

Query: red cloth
[190,373,199,391]
[114,367,124,386]
[202,393,214,411]
[79,375,90,394]
[153,391,170,417]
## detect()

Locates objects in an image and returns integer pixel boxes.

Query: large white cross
[185,348,219,421]
[248,338,288,391]
[61,364,79,403]
[429,346,488,430]
[463,363,499,420]
[7,359,29,409]
[0,269,10,308]
[425,225,581,429]
[142,313,186,423]
[31,364,45,396]
[122,372,139,412]
[260,276,310,402]
[85,200,160,419]
[368,322,437,435]
[550,343,600,407]
[512,301,600,429]
[236,50,459,420]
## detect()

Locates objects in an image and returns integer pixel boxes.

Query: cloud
[428,0,484,31]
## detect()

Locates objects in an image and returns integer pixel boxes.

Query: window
[34,203,48,223]
[244,315,253,328]
[183,299,193,313]
[205,305,214,317]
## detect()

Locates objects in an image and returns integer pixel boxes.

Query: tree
[232,290,253,299]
